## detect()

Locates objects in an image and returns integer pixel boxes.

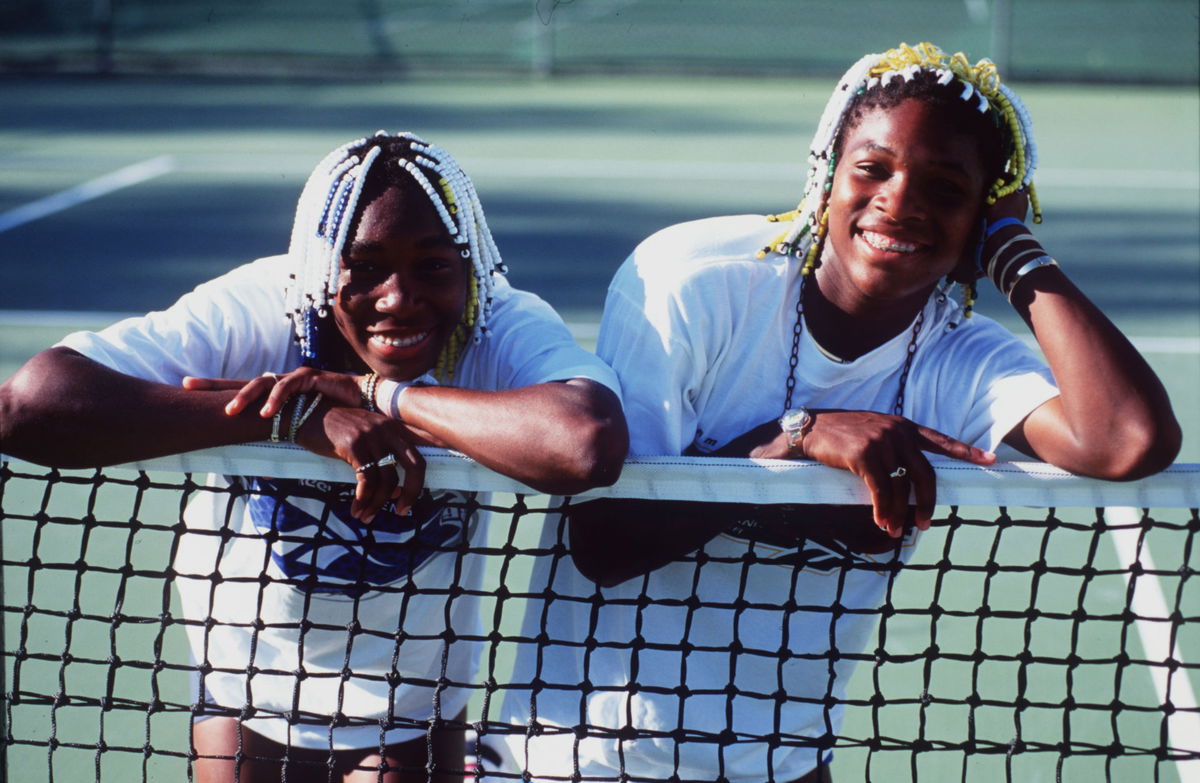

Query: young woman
[0,132,628,781]
[494,44,1180,782]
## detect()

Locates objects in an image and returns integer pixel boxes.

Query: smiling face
[818,98,989,315]
[332,183,470,381]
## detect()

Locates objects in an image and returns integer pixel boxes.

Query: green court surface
[1,71,1197,782]
[2,73,1197,456]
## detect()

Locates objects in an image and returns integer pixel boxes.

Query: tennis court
[2,71,1197,451]
[1,4,1198,780]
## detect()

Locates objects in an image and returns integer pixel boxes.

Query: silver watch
[779,407,813,454]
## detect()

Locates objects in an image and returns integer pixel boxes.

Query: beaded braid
[284,131,507,380]
[759,41,1041,317]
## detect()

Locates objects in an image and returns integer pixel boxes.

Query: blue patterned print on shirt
[243,477,473,596]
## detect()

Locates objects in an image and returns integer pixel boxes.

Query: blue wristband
[985,216,1025,238]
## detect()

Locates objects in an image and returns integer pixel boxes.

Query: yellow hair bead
[864,42,1039,213]
[759,42,1043,330]
[433,271,479,381]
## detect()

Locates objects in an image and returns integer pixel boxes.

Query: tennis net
[1,444,1197,782]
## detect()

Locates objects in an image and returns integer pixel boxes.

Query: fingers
[250,369,367,418]
[348,429,426,524]
[914,425,996,465]
[304,371,365,409]
[394,445,426,515]
[909,459,937,533]
[860,466,903,539]
[809,412,995,541]
[861,451,932,539]
[352,453,400,524]
[223,375,277,416]
[217,370,376,420]
[182,376,247,391]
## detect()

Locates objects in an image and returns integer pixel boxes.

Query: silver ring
[355,454,397,474]
[261,372,280,381]
[888,466,907,479]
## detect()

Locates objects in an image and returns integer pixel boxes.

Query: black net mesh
[1,454,1197,782]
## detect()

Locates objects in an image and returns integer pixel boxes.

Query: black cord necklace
[783,272,925,416]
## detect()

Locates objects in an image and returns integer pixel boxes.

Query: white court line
[2,154,1196,190]
[455,158,1200,190]
[1019,335,1200,355]
[0,155,175,234]
[1107,507,1200,780]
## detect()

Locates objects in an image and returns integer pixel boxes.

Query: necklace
[783,273,925,416]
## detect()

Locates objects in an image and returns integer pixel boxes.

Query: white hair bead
[284,133,506,369]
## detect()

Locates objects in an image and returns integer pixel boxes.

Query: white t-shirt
[496,215,1059,782]
[60,254,620,749]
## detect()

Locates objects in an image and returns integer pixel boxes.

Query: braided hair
[284,132,506,380]
[761,42,1040,317]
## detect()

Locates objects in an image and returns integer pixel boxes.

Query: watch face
[781,408,812,451]
[782,408,811,430]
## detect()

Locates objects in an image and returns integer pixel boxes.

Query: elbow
[529,400,629,495]
[1086,415,1182,482]
[574,416,630,490]
[0,382,16,453]
[530,418,629,495]
[0,371,58,467]
[1,348,105,469]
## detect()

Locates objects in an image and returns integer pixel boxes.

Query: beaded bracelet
[360,372,380,412]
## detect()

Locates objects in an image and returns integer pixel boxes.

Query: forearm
[1006,262,1180,478]
[0,347,272,468]
[395,378,628,494]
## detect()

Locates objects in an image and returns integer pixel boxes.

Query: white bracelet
[376,379,412,421]
[1006,256,1059,302]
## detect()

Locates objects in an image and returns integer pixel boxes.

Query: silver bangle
[991,247,1045,293]
[290,392,323,442]
[985,231,1036,283]
[1006,256,1059,302]
[286,392,309,443]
